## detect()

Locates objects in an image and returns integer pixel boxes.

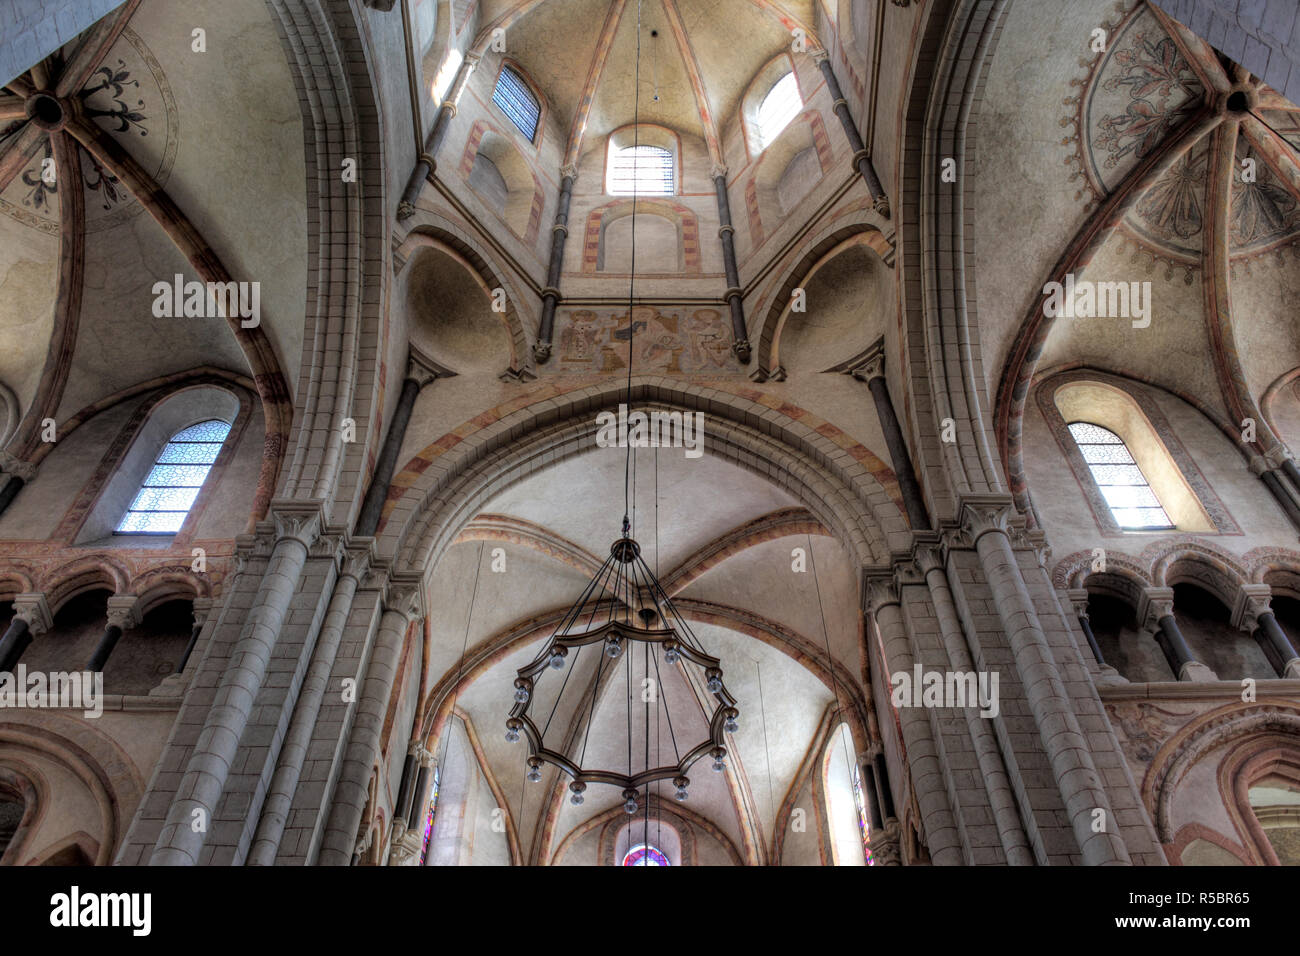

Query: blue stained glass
[622,844,669,866]
[852,763,873,865]
[491,66,540,141]
[115,419,231,534]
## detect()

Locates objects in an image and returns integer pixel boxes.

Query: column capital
[862,572,900,613]
[407,347,450,389]
[12,593,52,635]
[559,163,579,181]
[383,576,424,621]
[825,337,886,382]
[0,452,36,481]
[1064,587,1090,620]
[914,544,944,576]
[191,597,214,628]
[709,163,729,181]
[1137,587,1176,633]
[1231,583,1274,632]
[811,49,831,65]
[958,495,1016,545]
[105,595,141,631]
[269,501,324,549]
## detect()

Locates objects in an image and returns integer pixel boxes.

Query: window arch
[607,145,674,196]
[116,420,232,533]
[1067,422,1172,531]
[491,64,541,142]
[756,71,801,148]
[622,843,670,866]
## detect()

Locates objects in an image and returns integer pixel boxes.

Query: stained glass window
[419,767,440,866]
[1068,422,1173,530]
[492,66,540,142]
[607,144,674,196]
[116,420,231,534]
[756,71,801,148]
[622,843,669,866]
[852,763,873,865]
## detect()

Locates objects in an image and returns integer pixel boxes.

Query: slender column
[150,504,321,866]
[392,746,419,838]
[408,750,433,831]
[0,593,52,673]
[1234,586,1300,679]
[0,453,36,520]
[1139,587,1215,682]
[317,583,423,865]
[86,595,139,672]
[812,52,889,217]
[247,544,371,865]
[1255,460,1300,530]
[174,598,214,673]
[864,577,962,864]
[962,500,1131,865]
[851,348,929,529]
[355,353,441,537]
[534,166,577,363]
[859,759,884,830]
[1064,588,1106,667]
[917,547,1034,864]
[866,752,902,866]
[711,166,752,362]
[397,54,480,219]
[1282,458,1300,499]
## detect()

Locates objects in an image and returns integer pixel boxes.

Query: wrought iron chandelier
[504,0,737,814]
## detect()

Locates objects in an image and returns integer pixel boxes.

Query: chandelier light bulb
[707,673,723,694]
[664,645,680,664]
[605,637,623,659]
[725,715,739,734]
[624,797,638,814]
[569,782,586,806]
[505,726,520,743]
[712,756,725,772]
[514,685,530,703]
[675,785,688,801]
[527,765,542,783]
[549,648,566,669]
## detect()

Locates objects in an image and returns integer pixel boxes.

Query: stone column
[861,751,901,866]
[86,595,140,672]
[355,352,442,537]
[1234,585,1300,679]
[916,545,1033,864]
[534,165,577,363]
[812,52,889,217]
[0,593,51,673]
[150,503,322,866]
[1138,587,1215,682]
[397,53,480,219]
[317,580,423,865]
[247,542,371,865]
[389,745,435,866]
[0,453,35,520]
[849,346,929,530]
[961,498,1131,865]
[712,165,751,363]
[864,576,962,864]
[1064,588,1125,685]
[174,597,214,673]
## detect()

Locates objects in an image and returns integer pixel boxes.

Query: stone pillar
[534,165,577,363]
[317,580,423,865]
[247,542,371,865]
[712,166,751,363]
[0,453,35,520]
[961,498,1131,865]
[848,346,928,530]
[1064,588,1126,685]
[355,352,441,537]
[812,52,889,217]
[862,752,901,866]
[864,576,962,864]
[86,595,139,672]
[859,759,885,830]
[174,597,214,673]
[916,545,1033,864]
[389,745,435,866]
[0,593,51,672]
[1255,459,1300,530]
[1138,587,1216,682]
[1233,585,1300,678]
[397,53,480,219]
[150,503,322,866]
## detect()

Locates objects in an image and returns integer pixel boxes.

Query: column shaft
[175,621,203,673]
[317,608,411,865]
[534,172,575,361]
[0,474,24,519]
[86,624,123,672]
[356,377,421,536]
[408,763,432,831]
[1255,611,1300,677]
[713,173,751,362]
[151,529,312,865]
[815,58,888,215]
[0,617,31,672]
[860,762,885,830]
[396,103,453,218]
[1154,613,1197,678]
[865,375,929,529]
[1260,468,1300,530]
[972,524,1130,865]
[1077,614,1106,668]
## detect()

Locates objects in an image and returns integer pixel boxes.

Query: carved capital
[709,164,729,181]
[1137,587,1176,633]
[914,545,944,576]
[104,595,141,631]
[731,339,752,363]
[533,341,553,363]
[192,597,214,629]
[396,199,416,221]
[810,49,830,65]
[869,819,902,866]
[271,503,323,549]
[824,336,885,382]
[873,194,891,218]
[384,577,424,621]
[12,593,52,635]
[862,573,900,614]
[1231,583,1273,632]
[407,347,451,389]
[0,452,36,481]
[559,163,579,181]
[1065,587,1090,621]
[958,496,1015,545]
[341,544,373,583]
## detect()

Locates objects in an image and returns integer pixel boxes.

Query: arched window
[491,65,541,142]
[851,763,873,865]
[1067,422,1172,530]
[607,144,674,196]
[756,71,801,149]
[418,767,440,866]
[622,843,670,866]
[116,420,232,533]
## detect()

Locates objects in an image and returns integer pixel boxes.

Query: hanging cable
[621,0,644,532]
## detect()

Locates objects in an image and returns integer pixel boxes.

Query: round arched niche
[613,816,683,866]
[775,244,889,375]
[405,246,514,377]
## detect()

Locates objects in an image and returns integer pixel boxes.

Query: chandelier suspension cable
[807,533,864,844]
[442,540,486,764]
[621,0,645,532]
[756,659,776,820]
